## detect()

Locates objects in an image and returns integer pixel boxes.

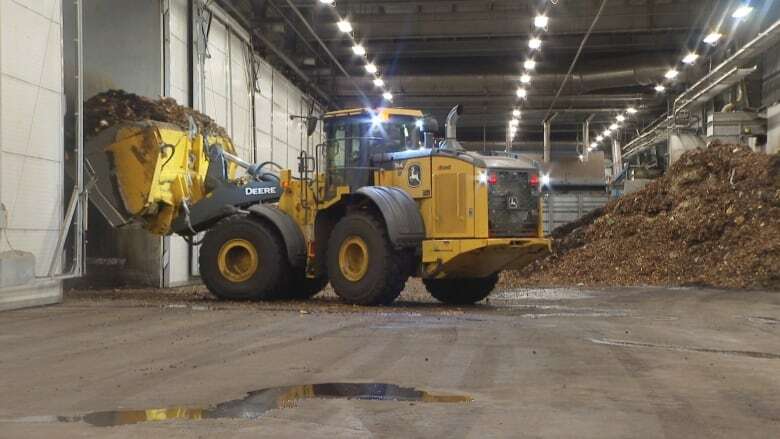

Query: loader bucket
[83,120,237,235]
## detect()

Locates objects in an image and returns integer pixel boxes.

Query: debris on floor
[84,89,229,138]
[503,143,780,290]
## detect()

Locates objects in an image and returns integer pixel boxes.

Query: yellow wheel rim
[338,236,370,282]
[217,239,259,283]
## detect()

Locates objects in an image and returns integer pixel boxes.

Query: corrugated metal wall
[166,1,323,284]
[0,0,64,309]
[542,191,610,236]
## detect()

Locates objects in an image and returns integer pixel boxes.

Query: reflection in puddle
[57,383,472,427]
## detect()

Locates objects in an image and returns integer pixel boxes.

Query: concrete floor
[1,283,779,438]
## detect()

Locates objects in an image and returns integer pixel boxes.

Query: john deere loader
[86,105,550,305]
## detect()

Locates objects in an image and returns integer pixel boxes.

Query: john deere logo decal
[408,164,422,187]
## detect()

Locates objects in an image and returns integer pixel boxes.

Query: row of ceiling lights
[319,0,393,102]
[507,13,550,139]
[586,3,756,154]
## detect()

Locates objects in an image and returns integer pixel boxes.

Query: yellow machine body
[274,107,551,279]
[86,121,237,235]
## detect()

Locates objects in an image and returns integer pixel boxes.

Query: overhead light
[365,63,377,74]
[415,119,424,129]
[655,84,666,93]
[616,114,626,122]
[534,14,549,29]
[540,173,551,186]
[336,19,352,33]
[520,73,531,83]
[373,77,384,87]
[603,129,612,137]
[590,142,598,148]
[352,44,366,56]
[682,52,699,65]
[382,91,393,101]
[510,118,519,126]
[609,123,618,130]
[664,68,679,80]
[596,135,604,142]
[512,109,521,117]
[516,87,528,98]
[732,5,753,19]
[524,59,536,70]
[626,107,637,114]
[319,0,335,5]
[703,31,722,45]
[528,37,542,50]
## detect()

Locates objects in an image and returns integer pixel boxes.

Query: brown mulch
[502,143,780,290]
[84,89,229,139]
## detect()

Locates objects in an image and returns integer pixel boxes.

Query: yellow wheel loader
[86,105,550,305]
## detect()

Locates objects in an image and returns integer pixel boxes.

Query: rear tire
[326,213,407,305]
[200,215,289,300]
[423,272,499,305]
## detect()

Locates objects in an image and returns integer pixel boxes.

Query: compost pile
[84,89,228,138]
[503,143,780,290]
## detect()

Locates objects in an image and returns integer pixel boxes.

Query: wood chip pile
[502,143,780,290]
[84,89,229,139]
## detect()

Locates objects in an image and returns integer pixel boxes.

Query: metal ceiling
[220,0,715,150]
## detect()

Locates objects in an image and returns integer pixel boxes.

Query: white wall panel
[165,0,192,286]
[168,0,189,105]
[0,0,64,308]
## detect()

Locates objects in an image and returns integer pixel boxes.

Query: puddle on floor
[589,338,780,360]
[52,383,472,427]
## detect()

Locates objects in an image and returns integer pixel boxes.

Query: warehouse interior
[1,0,779,436]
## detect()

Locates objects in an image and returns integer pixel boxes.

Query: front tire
[199,215,289,300]
[326,213,407,305]
[423,272,499,305]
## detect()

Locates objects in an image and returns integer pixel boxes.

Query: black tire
[285,270,329,300]
[199,215,290,300]
[423,272,500,305]
[326,213,407,305]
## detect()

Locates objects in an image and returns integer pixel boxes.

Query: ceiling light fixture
[534,14,549,29]
[524,59,536,70]
[626,107,637,114]
[528,37,542,50]
[373,77,384,87]
[732,5,753,18]
[596,135,604,142]
[603,129,612,137]
[520,73,531,83]
[510,118,519,126]
[319,0,335,5]
[655,84,666,93]
[664,68,679,79]
[516,87,528,98]
[703,31,722,45]
[382,91,393,101]
[616,114,626,122]
[352,44,365,56]
[336,19,352,33]
[365,63,377,74]
[512,109,521,117]
[682,52,699,65]
[609,123,618,130]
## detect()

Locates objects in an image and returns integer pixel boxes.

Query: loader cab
[322,108,425,196]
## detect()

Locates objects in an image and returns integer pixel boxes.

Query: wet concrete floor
[0,283,779,437]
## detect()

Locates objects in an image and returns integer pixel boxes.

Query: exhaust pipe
[445,104,463,140]
[442,105,464,150]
